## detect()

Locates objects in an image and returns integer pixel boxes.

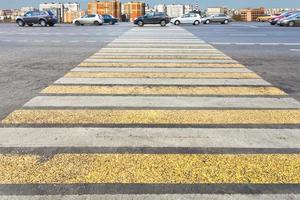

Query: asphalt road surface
[0,22,300,199]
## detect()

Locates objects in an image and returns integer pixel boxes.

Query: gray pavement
[0,23,131,119]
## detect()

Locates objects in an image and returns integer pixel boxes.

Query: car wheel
[160,20,166,27]
[39,19,47,27]
[94,21,100,25]
[75,21,80,26]
[109,21,113,25]
[17,19,25,27]
[205,19,210,24]
[28,23,33,27]
[223,19,229,24]
[174,20,180,25]
[288,21,295,27]
[49,23,54,27]
[137,21,144,27]
[193,20,200,25]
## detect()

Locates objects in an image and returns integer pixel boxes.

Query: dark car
[203,14,231,24]
[16,10,57,27]
[102,14,118,25]
[270,12,294,25]
[134,12,170,27]
[277,12,300,27]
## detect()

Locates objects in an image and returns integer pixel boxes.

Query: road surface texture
[0,22,300,199]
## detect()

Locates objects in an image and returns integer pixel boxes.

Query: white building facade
[166,4,184,18]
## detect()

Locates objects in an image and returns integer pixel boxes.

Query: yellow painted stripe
[78,63,244,68]
[90,55,231,60]
[3,109,300,124]
[64,72,260,79]
[1,154,300,184]
[41,85,286,96]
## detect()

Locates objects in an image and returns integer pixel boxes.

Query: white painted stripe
[282,43,300,46]
[83,59,237,63]
[94,53,225,56]
[290,49,300,52]
[55,77,270,86]
[71,67,252,73]
[25,96,300,109]
[230,34,266,36]
[1,128,300,148]
[101,48,217,51]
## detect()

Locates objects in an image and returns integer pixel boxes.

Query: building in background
[154,4,166,13]
[184,5,193,14]
[88,0,121,20]
[20,7,37,15]
[206,7,225,15]
[166,4,184,18]
[145,4,155,14]
[63,3,83,23]
[123,2,145,22]
[240,7,265,21]
[39,3,64,22]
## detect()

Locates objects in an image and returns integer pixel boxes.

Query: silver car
[203,14,231,24]
[73,14,104,26]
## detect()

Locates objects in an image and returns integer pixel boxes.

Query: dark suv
[102,14,118,25]
[134,12,170,27]
[16,11,57,27]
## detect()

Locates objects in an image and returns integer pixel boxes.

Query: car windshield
[47,10,54,16]
[286,13,300,19]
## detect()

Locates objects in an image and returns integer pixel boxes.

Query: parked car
[256,14,273,22]
[171,13,201,25]
[270,12,294,25]
[16,10,57,27]
[202,14,231,24]
[277,12,300,27]
[73,14,103,26]
[134,12,170,27]
[102,14,118,25]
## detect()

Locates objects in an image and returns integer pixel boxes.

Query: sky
[0,0,299,10]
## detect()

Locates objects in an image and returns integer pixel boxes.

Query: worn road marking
[64,72,260,79]
[41,85,285,96]
[1,128,300,148]
[79,63,244,68]
[3,109,300,125]
[24,96,300,109]
[0,154,300,184]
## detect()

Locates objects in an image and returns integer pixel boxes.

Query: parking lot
[1,22,300,119]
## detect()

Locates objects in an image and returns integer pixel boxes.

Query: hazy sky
[0,0,299,9]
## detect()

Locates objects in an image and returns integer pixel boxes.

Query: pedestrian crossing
[0,25,300,198]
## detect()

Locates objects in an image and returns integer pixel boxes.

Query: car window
[32,12,40,16]
[81,15,88,18]
[88,14,96,18]
[47,10,54,16]
[25,12,32,17]
[146,13,154,17]
[183,14,190,18]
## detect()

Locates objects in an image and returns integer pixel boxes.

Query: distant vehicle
[277,12,300,27]
[16,11,57,27]
[73,14,103,26]
[102,14,118,25]
[171,13,202,25]
[202,14,231,24]
[134,12,170,27]
[256,14,273,22]
[270,12,294,25]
